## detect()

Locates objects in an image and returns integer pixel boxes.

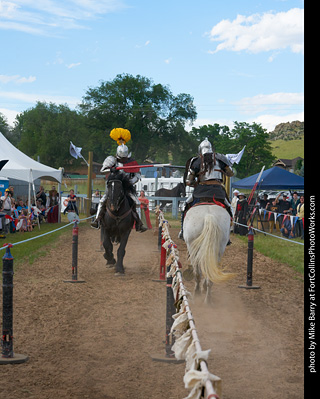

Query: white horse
[183,203,234,304]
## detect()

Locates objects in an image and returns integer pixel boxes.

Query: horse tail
[188,213,234,283]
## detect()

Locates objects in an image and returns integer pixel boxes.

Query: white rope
[157,209,220,399]
[0,214,93,252]
[233,221,304,245]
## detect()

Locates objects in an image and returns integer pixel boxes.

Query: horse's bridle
[106,179,132,224]
[107,179,125,208]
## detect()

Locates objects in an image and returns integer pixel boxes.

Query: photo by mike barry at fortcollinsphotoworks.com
[306,195,316,380]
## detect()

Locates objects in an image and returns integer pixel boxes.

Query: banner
[226,146,246,165]
[69,141,82,159]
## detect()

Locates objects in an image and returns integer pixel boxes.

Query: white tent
[0,132,62,183]
[0,132,63,220]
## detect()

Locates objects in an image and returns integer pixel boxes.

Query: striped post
[64,221,86,284]
[1,244,28,364]
[238,228,260,290]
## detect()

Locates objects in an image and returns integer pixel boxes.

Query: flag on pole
[226,146,246,165]
[69,141,89,166]
[70,142,83,159]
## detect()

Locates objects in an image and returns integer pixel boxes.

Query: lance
[106,163,172,171]
[247,165,265,206]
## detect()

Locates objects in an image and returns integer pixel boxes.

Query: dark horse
[101,172,135,275]
[154,182,186,209]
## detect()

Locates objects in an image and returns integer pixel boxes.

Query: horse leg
[103,233,116,267]
[194,268,202,297]
[204,279,213,305]
[115,230,131,275]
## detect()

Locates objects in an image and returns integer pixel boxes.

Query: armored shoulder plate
[215,153,232,167]
[100,155,116,172]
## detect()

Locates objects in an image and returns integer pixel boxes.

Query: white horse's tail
[188,213,234,283]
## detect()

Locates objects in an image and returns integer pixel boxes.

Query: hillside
[268,121,304,159]
[268,120,304,141]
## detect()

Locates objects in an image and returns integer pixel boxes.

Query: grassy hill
[268,121,304,159]
[269,135,304,159]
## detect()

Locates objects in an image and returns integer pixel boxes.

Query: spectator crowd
[0,185,60,237]
[231,189,304,240]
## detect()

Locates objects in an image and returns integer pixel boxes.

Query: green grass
[0,213,90,270]
[234,232,304,275]
[269,136,304,159]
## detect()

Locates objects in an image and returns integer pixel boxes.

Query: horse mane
[107,172,136,195]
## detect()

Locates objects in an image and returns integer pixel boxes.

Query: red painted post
[159,236,166,281]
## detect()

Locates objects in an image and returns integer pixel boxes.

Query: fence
[155,209,222,399]
[0,215,91,364]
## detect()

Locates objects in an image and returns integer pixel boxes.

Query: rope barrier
[157,210,221,399]
[0,214,94,252]
[233,221,304,246]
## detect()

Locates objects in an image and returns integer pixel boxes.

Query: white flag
[226,145,246,165]
[69,141,82,159]
[69,141,89,166]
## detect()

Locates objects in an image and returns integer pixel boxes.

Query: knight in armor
[178,138,234,239]
[91,130,147,232]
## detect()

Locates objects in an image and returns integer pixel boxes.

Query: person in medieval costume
[178,138,234,240]
[233,193,249,235]
[91,128,147,232]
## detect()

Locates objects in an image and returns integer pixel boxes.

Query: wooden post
[86,151,93,217]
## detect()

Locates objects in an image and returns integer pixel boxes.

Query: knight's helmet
[116,144,131,159]
[198,138,213,156]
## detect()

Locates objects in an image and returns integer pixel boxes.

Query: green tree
[15,102,88,169]
[79,73,197,164]
[189,122,274,178]
[228,122,274,178]
[189,123,232,155]
[0,112,12,139]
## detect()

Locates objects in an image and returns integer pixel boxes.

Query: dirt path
[0,224,304,399]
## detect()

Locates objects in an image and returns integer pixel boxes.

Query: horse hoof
[114,272,125,276]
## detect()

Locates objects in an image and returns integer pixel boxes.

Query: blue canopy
[232,166,304,190]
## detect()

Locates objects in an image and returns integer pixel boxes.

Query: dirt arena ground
[0,223,304,399]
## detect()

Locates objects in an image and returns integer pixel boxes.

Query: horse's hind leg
[194,268,202,297]
[204,279,213,305]
[103,234,116,267]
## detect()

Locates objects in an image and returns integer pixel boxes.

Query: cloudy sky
[0,0,304,132]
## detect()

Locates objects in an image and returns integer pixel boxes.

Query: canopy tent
[0,132,62,183]
[232,166,304,190]
[0,132,63,222]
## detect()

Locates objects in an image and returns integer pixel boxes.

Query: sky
[0,0,304,133]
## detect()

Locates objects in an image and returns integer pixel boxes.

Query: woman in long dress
[138,190,152,229]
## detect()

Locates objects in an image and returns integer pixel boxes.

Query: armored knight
[91,143,147,232]
[178,138,234,239]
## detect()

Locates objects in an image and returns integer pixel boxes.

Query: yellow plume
[110,128,131,145]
